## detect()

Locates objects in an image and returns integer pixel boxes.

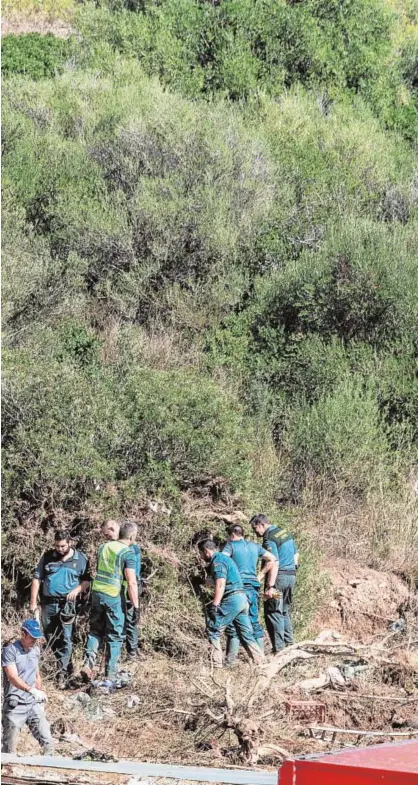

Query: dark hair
[119,520,138,539]
[54,529,71,542]
[198,539,217,552]
[227,524,244,537]
[249,514,270,528]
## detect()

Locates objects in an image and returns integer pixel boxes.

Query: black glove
[207,603,219,622]
[132,607,140,624]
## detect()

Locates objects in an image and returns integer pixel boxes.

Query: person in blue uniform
[198,539,264,668]
[222,524,278,665]
[124,534,142,660]
[250,514,299,653]
[30,530,91,688]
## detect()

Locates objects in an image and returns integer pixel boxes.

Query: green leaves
[66,0,418,138]
[1,33,72,80]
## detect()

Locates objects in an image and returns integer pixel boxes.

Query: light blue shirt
[263,525,298,570]
[222,539,267,587]
[2,640,40,705]
[209,551,243,595]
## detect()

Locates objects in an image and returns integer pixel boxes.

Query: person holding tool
[250,514,299,653]
[2,619,54,754]
[222,523,278,665]
[30,529,91,688]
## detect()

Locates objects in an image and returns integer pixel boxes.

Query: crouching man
[198,539,264,668]
[1,619,54,755]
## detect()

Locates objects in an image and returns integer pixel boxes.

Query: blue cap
[22,619,44,639]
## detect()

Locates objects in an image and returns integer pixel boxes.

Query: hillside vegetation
[2,0,418,651]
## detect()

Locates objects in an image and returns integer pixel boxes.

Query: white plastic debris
[127,694,141,708]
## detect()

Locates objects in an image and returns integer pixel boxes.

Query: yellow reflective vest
[92,541,131,598]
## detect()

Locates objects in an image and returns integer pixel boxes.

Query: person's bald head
[102,520,120,541]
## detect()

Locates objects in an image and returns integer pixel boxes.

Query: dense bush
[70,0,418,138]
[3,67,417,503]
[1,33,71,79]
[2,346,255,502]
[2,2,418,631]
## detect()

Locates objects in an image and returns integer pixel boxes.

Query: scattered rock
[341,660,369,681]
[389,618,406,633]
[114,670,133,689]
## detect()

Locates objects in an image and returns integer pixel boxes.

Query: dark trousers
[125,599,139,654]
[84,591,125,678]
[264,574,295,653]
[41,600,74,675]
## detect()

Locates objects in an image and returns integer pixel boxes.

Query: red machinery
[278,739,418,784]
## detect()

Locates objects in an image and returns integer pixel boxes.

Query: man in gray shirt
[2,619,54,754]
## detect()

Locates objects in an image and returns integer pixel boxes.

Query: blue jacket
[222,539,267,587]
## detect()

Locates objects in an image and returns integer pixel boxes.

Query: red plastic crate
[285,701,326,723]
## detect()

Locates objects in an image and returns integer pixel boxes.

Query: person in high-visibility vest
[82,521,139,680]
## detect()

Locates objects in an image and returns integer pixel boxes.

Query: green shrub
[1,33,72,80]
[284,376,391,496]
[2,346,255,501]
[2,49,417,632]
[69,0,418,138]
[249,219,418,350]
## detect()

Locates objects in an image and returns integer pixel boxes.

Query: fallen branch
[191,679,216,699]
[248,650,314,708]
[327,692,418,702]
[144,708,196,717]
[305,725,418,738]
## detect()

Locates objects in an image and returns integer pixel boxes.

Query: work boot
[80,666,94,682]
[256,638,264,654]
[210,639,223,668]
[126,649,146,662]
[225,637,240,668]
[246,640,265,665]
